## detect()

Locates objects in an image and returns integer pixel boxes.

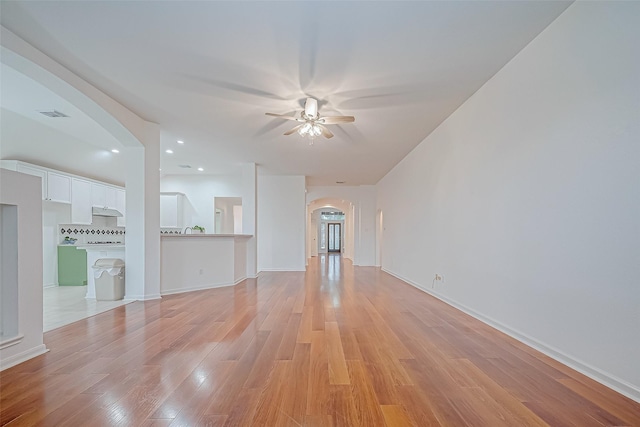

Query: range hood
[92,207,123,217]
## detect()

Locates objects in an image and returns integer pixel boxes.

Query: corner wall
[376,2,640,400]
[257,175,306,272]
[0,170,47,369]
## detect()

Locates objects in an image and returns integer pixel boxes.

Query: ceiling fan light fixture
[266,97,352,141]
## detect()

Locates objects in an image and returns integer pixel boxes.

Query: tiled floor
[43,285,130,332]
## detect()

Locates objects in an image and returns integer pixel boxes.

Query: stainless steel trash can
[92,258,125,301]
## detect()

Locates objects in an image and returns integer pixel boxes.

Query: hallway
[1,255,638,425]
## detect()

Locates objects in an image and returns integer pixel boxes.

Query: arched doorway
[306,198,355,262]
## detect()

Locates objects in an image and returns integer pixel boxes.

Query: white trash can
[92,258,125,301]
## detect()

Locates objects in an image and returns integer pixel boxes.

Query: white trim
[0,344,48,371]
[161,282,235,296]
[0,334,24,350]
[381,267,640,403]
[137,294,162,301]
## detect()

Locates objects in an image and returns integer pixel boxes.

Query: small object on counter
[193,225,205,233]
[61,236,77,245]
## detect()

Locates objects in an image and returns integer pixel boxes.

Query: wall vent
[39,110,69,118]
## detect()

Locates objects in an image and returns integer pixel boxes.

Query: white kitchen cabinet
[71,178,92,224]
[116,189,126,227]
[1,160,124,213]
[160,193,185,228]
[105,186,117,209]
[11,163,70,203]
[92,183,119,209]
[46,172,71,203]
[91,183,106,207]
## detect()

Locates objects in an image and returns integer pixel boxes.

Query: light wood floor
[1,254,638,426]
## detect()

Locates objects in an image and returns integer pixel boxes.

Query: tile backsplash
[59,224,125,244]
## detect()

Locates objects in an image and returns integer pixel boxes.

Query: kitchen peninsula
[160,234,252,295]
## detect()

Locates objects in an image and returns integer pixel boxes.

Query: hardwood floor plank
[306,330,331,416]
[1,254,637,426]
[380,404,416,427]
[296,307,314,344]
[276,313,302,360]
[330,385,360,427]
[347,360,387,426]
[304,414,335,427]
[557,377,640,425]
[326,322,350,385]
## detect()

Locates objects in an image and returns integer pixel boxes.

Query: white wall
[0,170,47,370]
[161,174,243,233]
[214,197,242,234]
[377,2,640,400]
[257,175,306,272]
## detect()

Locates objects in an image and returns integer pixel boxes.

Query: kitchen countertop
[69,244,125,250]
[160,234,253,238]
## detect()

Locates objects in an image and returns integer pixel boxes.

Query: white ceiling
[0,1,572,186]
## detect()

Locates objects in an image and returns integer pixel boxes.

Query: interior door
[328,223,341,252]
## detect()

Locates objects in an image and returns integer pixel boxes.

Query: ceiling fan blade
[319,116,355,124]
[284,125,303,136]
[319,125,334,139]
[265,112,300,121]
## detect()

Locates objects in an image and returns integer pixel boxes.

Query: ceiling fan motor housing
[303,97,318,120]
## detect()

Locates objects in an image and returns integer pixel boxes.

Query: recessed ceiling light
[166,149,173,154]
[177,140,184,144]
[197,167,204,172]
[111,149,120,153]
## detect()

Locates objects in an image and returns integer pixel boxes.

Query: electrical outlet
[434,274,442,281]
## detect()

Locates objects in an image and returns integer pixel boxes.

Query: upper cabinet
[6,162,71,203]
[0,160,125,225]
[46,172,72,203]
[92,182,119,209]
[71,178,92,224]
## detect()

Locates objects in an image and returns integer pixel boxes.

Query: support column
[124,122,161,300]
[242,163,257,278]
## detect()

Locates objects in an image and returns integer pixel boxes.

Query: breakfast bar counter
[160,234,252,295]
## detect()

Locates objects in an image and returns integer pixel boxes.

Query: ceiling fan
[265,97,355,139]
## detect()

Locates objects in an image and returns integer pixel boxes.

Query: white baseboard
[381,267,640,403]
[0,334,23,350]
[161,282,235,296]
[0,344,49,371]
[136,293,162,301]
